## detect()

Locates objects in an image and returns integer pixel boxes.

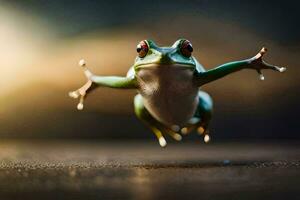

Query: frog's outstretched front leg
[69,59,138,110]
[194,47,286,86]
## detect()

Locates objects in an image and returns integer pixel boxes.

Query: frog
[69,39,286,147]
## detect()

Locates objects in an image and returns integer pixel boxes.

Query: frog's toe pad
[181,127,194,135]
[78,59,86,67]
[181,127,188,135]
[279,67,286,72]
[259,73,265,81]
[77,103,84,110]
[159,137,167,147]
[197,126,205,135]
[204,134,210,143]
[173,133,182,141]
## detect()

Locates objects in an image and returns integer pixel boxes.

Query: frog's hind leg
[134,94,166,147]
[195,90,213,136]
[134,94,182,147]
[181,91,213,142]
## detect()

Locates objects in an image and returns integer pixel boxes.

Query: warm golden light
[0,2,296,139]
[0,5,53,95]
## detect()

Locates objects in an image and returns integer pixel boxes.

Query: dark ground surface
[0,139,299,200]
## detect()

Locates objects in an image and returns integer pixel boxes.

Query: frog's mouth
[135,63,195,70]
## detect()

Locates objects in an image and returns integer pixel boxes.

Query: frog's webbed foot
[69,59,98,110]
[69,80,96,110]
[181,124,211,143]
[146,125,183,147]
[250,47,286,80]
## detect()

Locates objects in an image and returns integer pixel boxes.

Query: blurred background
[0,0,299,140]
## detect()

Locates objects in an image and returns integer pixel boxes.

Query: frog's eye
[180,40,193,57]
[136,40,149,58]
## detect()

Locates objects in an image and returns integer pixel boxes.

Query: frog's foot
[69,59,97,110]
[180,124,211,143]
[69,80,93,110]
[180,117,201,135]
[250,47,286,81]
[162,127,182,141]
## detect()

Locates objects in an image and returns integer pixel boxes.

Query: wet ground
[0,140,299,200]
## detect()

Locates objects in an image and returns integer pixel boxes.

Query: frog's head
[133,39,196,71]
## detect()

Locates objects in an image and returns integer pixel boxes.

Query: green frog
[69,39,286,147]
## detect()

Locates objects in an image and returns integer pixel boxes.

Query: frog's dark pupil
[137,46,142,53]
[187,44,193,52]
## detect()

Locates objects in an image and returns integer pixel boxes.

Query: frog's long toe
[271,65,286,73]
[163,128,182,141]
[150,126,167,147]
[256,70,265,81]
[77,95,85,110]
[197,126,205,135]
[154,130,168,147]
[263,60,287,73]
[173,133,182,141]
[78,59,94,79]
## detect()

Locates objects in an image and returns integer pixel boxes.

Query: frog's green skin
[69,39,286,147]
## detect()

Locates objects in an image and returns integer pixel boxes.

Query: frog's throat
[135,63,195,70]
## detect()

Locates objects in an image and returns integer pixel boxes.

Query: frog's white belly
[137,64,199,127]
